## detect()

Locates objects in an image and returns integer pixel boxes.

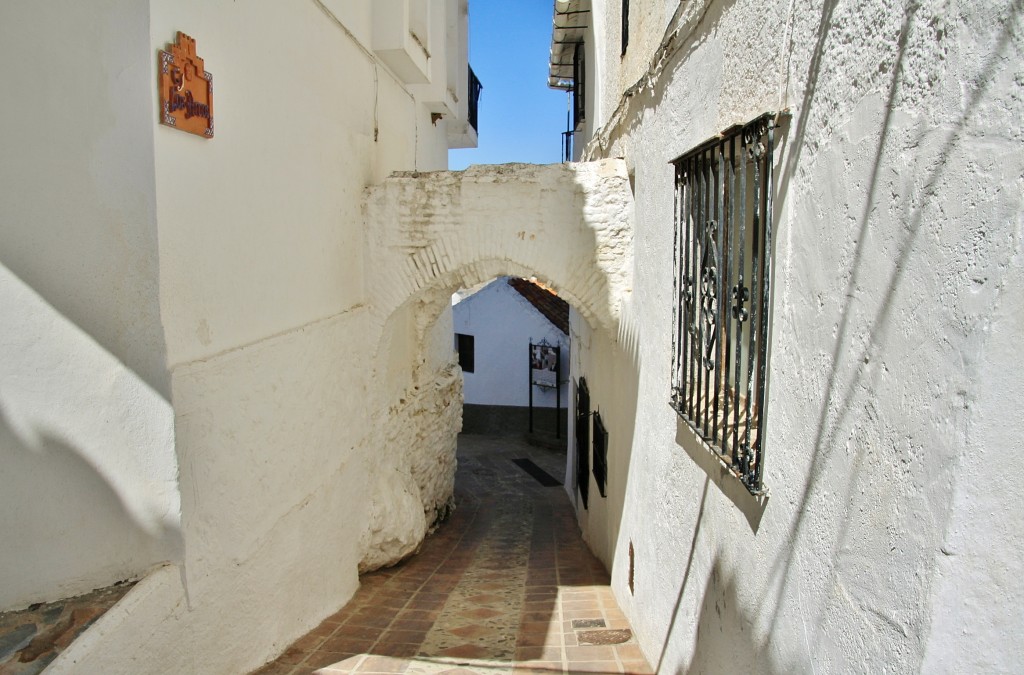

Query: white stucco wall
[0,0,179,610]
[453,277,569,409]
[569,0,1024,672]
[4,0,471,672]
[0,267,179,611]
[363,163,633,566]
[564,298,640,567]
[131,1,467,671]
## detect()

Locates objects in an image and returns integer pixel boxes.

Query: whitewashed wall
[0,0,180,610]
[564,297,641,569]
[571,0,1024,672]
[123,1,464,672]
[0,0,471,673]
[453,278,569,409]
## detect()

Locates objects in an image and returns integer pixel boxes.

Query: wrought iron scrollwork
[699,223,719,371]
[683,273,695,334]
[731,281,749,321]
[670,111,786,496]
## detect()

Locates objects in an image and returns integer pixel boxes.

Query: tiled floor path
[253,434,653,675]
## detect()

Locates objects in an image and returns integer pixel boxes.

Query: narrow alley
[253,435,652,675]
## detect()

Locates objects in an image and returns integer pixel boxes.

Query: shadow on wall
[683,556,793,675]
[651,476,707,674]
[583,301,642,569]
[633,0,1024,669]
[0,263,181,610]
[0,0,168,399]
[647,489,790,673]
[763,0,1024,643]
[662,3,1024,672]
[0,409,181,610]
[675,421,767,533]
[583,0,742,160]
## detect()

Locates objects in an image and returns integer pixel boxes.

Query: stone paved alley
[252,434,653,675]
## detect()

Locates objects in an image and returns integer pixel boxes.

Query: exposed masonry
[358,160,634,571]
[359,365,462,573]
[364,160,634,335]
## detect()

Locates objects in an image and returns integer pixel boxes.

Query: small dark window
[456,333,474,373]
[572,41,586,129]
[628,540,635,594]
[621,0,630,56]
[575,377,590,509]
[592,411,607,498]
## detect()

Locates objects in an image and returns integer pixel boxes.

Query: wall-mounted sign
[529,341,562,439]
[530,344,559,388]
[159,32,214,138]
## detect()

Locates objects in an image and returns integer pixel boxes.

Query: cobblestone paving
[0,581,135,674]
[253,434,653,675]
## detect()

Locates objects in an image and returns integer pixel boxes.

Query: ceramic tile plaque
[159,32,214,138]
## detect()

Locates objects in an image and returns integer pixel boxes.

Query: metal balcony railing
[468,65,482,133]
[562,130,574,162]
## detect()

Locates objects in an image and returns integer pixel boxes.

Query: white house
[452,276,570,436]
[0,0,476,671]
[551,0,1024,672]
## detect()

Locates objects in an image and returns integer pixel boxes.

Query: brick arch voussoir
[370,252,615,343]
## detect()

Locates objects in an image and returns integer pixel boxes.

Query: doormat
[512,458,562,487]
[577,629,633,645]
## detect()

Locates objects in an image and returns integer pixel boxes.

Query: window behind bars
[572,42,585,129]
[670,113,783,495]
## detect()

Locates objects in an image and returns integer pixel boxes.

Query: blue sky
[449,1,569,170]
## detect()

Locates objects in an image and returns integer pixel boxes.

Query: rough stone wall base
[358,365,462,573]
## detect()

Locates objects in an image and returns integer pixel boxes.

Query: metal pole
[528,343,534,433]
[555,347,562,439]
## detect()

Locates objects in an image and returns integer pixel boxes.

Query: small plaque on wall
[158,32,214,138]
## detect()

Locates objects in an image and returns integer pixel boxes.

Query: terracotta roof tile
[507,278,569,334]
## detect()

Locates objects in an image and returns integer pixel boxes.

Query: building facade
[1,0,475,671]
[453,277,570,436]
[553,0,1023,672]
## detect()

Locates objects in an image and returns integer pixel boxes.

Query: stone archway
[357,160,634,570]
[364,160,634,335]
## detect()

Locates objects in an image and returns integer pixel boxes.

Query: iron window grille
[572,42,585,129]
[592,411,607,498]
[670,113,784,495]
[576,377,590,509]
